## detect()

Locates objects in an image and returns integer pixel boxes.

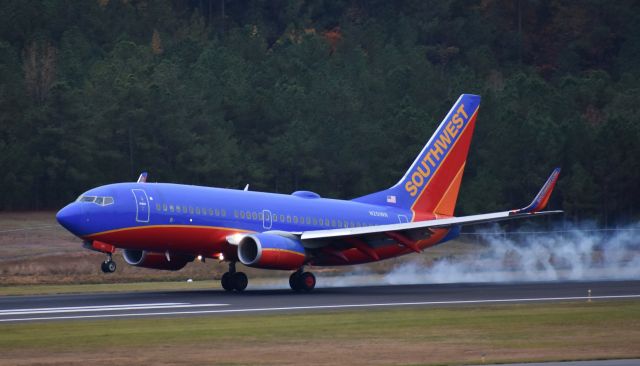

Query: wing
[299,168,562,263]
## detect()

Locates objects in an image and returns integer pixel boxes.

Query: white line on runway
[1,294,639,322]
[0,303,186,313]
[0,303,228,316]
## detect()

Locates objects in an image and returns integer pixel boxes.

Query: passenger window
[240,211,245,219]
[337,220,342,228]
[286,215,291,223]
[280,214,285,222]
[234,210,238,218]
[252,212,257,220]
[273,214,278,222]
[221,209,226,217]
[163,204,168,212]
[312,217,318,225]
[306,217,311,224]
[331,219,336,227]
[258,213,263,220]
[176,206,181,213]
[208,208,213,216]
[196,207,201,215]
[156,203,161,211]
[215,208,220,216]
[189,206,194,214]
[169,205,175,212]
[293,216,299,224]
[246,211,251,219]
[182,206,187,213]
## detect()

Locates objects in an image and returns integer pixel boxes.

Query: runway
[1,280,639,323]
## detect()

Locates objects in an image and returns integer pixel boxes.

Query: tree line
[1,0,639,225]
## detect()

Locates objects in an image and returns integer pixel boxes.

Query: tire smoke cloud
[383,223,640,285]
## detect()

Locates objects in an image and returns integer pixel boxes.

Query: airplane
[56,94,562,292]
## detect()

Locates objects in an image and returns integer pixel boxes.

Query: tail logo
[404,104,470,196]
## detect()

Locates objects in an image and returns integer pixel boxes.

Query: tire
[100,261,109,273]
[106,260,117,273]
[289,272,302,292]
[232,272,248,292]
[221,272,233,292]
[300,272,316,292]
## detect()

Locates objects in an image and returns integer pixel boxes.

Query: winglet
[137,172,148,183]
[512,168,561,214]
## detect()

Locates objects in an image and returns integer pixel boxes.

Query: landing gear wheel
[289,272,300,291]
[232,272,248,292]
[101,260,116,273]
[221,272,233,292]
[300,272,316,292]
[289,271,316,292]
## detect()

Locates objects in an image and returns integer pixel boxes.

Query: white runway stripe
[0,303,228,316]
[0,303,186,313]
[1,294,639,322]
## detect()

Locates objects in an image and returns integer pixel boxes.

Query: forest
[1,0,639,225]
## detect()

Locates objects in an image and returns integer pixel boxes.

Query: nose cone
[56,203,84,235]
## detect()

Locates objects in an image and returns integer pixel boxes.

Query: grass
[1,300,639,365]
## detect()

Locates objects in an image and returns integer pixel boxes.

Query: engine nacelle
[238,233,306,270]
[122,249,193,271]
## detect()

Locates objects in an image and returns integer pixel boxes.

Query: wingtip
[512,167,561,214]
[137,172,148,183]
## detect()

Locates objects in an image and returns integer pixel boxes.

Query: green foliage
[0,0,638,223]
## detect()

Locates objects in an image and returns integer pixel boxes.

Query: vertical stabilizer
[353,94,481,221]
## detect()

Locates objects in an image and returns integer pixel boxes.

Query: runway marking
[1,294,639,322]
[0,303,228,316]
[0,303,186,313]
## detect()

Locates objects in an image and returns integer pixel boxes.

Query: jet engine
[122,249,193,271]
[238,233,306,270]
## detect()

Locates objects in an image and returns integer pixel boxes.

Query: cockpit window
[77,195,114,206]
[78,196,96,203]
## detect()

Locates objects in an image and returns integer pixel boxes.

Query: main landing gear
[221,262,248,292]
[289,269,316,292]
[101,254,116,273]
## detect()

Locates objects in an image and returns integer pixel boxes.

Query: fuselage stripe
[85,224,252,239]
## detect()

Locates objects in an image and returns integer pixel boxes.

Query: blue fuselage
[58,182,412,241]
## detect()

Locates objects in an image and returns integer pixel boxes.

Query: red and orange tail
[353,94,481,221]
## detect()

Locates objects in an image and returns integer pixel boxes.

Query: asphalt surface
[1,280,639,323]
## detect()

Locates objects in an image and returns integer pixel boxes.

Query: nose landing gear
[289,269,316,292]
[101,254,117,273]
[221,262,248,292]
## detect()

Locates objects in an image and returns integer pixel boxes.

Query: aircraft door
[132,189,150,223]
[397,215,409,223]
[262,209,272,230]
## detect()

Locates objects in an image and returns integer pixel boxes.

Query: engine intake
[238,233,306,270]
[122,249,193,271]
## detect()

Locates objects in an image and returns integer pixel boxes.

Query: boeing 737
[56,94,561,292]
